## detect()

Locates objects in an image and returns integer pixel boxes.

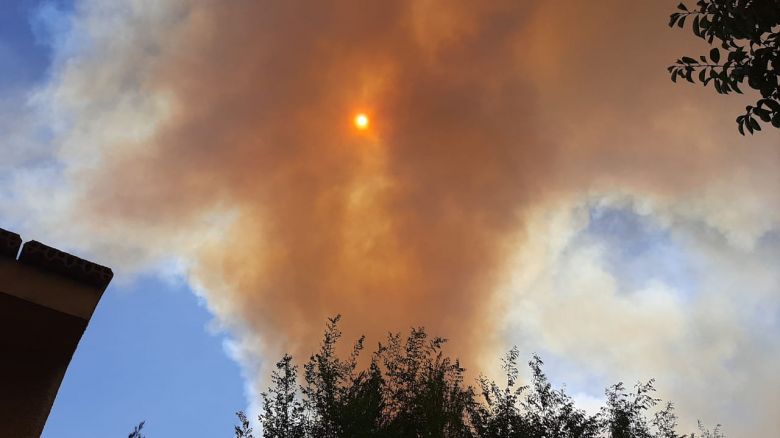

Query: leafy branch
[668,0,780,134]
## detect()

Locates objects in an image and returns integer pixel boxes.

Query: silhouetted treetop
[236,316,723,438]
[127,421,145,438]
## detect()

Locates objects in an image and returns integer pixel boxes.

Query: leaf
[763,99,780,112]
[754,107,771,122]
[749,117,761,131]
[681,56,697,64]
[677,2,688,11]
[710,48,720,63]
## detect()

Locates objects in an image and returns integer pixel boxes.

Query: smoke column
[83,0,554,362]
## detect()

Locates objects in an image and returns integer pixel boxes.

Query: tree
[235,411,255,438]
[519,356,601,437]
[128,421,145,438]
[301,315,376,437]
[602,380,666,438]
[470,349,601,438]
[471,348,527,437]
[236,317,722,438]
[377,328,475,437]
[260,354,306,438]
[668,0,780,134]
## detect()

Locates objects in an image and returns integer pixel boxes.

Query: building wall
[0,228,112,438]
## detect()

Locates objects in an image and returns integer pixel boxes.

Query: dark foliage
[470,349,600,438]
[236,317,723,438]
[128,421,145,438]
[235,410,255,438]
[668,0,780,134]
[262,353,307,438]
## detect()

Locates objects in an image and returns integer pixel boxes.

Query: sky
[1,2,244,436]
[1,0,779,436]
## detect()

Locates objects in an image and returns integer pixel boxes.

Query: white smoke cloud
[502,193,780,435]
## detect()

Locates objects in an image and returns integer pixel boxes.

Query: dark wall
[0,228,112,438]
[0,292,87,437]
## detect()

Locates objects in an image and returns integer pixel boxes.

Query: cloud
[502,197,780,435]
[2,0,778,434]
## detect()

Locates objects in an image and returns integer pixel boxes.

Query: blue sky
[43,277,245,437]
[582,203,695,298]
[0,0,49,91]
[1,2,245,436]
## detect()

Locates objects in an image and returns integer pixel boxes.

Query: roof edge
[0,228,22,259]
[18,240,114,290]
[0,227,116,292]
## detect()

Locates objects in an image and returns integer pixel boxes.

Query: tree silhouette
[238,317,723,438]
[127,421,145,438]
[668,0,780,134]
[234,410,255,438]
[261,354,306,438]
[471,349,601,438]
[377,328,474,437]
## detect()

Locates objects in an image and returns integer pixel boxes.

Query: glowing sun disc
[354,113,369,130]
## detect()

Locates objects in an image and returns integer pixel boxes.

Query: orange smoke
[82,1,550,364]
[73,0,778,381]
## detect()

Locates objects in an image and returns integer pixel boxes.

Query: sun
[354,113,369,130]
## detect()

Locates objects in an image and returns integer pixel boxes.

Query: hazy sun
[354,113,369,130]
